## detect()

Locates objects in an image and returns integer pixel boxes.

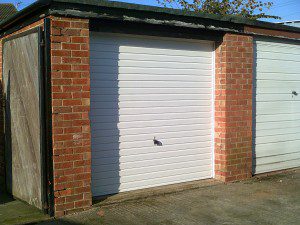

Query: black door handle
[153,137,163,146]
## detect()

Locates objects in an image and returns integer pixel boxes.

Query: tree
[156,0,280,20]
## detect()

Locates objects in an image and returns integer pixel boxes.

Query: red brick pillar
[50,16,92,216]
[214,33,253,182]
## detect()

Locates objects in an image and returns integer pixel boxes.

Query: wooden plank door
[2,28,45,210]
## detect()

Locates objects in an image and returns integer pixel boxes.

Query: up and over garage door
[254,39,300,174]
[90,33,214,196]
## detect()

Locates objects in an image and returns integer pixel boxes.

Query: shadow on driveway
[37,169,300,225]
[1,170,299,225]
[0,178,49,225]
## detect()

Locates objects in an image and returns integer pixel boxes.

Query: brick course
[50,16,92,216]
[214,33,253,182]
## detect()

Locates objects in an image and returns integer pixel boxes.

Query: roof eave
[0,0,299,37]
[50,0,300,33]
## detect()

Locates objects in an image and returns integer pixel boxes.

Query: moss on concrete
[0,181,49,225]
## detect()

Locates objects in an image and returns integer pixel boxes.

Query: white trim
[277,20,300,24]
[211,42,216,178]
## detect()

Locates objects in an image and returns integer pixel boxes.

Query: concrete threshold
[252,168,300,179]
[93,178,222,207]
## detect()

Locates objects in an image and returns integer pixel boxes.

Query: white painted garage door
[254,39,300,174]
[90,32,214,196]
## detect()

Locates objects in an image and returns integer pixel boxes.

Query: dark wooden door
[2,28,45,209]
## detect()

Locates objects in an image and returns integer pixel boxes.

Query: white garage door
[254,39,300,174]
[90,33,214,196]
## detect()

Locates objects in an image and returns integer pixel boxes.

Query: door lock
[153,137,163,146]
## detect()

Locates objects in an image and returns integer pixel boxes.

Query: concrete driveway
[38,169,300,225]
[0,179,49,225]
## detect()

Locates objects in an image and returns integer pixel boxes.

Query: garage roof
[0,3,17,22]
[0,0,300,36]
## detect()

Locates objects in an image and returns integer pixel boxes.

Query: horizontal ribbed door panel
[254,39,300,174]
[90,33,214,196]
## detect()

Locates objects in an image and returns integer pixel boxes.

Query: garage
[1,0,300,216]
[253,39,300,174]
[90,33,214,196]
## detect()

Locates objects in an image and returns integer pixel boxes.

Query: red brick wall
[0,20,44,180]
[214,33,253,182]
[244,26,300,39]
[50,16,92,216]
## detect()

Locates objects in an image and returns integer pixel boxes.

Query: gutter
[1,0,300,36]
[1,0,300,39]
[43,17,54,217]
[52,0,300,33]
